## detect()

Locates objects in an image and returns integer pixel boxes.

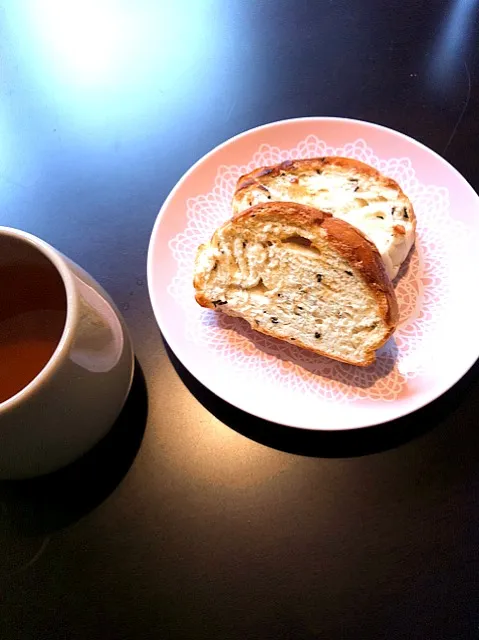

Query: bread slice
[194,202,399,366]
[232,157,416,280]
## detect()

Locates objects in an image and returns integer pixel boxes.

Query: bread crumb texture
[194,202,398,366]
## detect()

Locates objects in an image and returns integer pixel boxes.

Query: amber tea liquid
[0,263,66,404]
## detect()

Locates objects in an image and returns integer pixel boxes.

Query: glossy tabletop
[1,2,479,638]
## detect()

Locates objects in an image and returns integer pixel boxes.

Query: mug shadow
[0,358,148,535]
[164,341,479,458]
[217,313,398,387]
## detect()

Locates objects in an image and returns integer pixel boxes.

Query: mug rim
[0,226,79,414]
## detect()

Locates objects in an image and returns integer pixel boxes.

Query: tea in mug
[0,263,66,403]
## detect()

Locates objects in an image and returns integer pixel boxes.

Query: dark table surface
[1,1,479,638]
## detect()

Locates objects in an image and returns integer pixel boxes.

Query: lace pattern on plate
[168,137,461,403]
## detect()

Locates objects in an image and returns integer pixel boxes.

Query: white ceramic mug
[0,227,134,479]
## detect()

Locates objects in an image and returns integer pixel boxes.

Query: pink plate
[147,117,479,430]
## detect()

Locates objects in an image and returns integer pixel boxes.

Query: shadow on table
[165,343,479,458]
[0,358,148,535]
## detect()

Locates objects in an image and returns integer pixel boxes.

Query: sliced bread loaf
[194,202,398,366]
[232,157,416,280]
